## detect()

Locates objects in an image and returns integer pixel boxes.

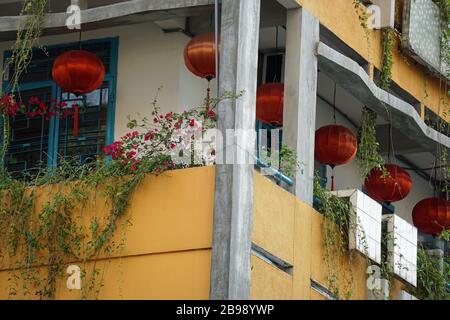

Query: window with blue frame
[2,38,118,177]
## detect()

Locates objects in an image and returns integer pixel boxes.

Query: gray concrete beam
[276,0,301,9]
[210,0,260,300]
[282,8,319,205]
[0,0,214,32]
[316,41,450,151]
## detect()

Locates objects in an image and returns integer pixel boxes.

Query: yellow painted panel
[250,255,293,300]
[253,172,373,300]
[123,166,215,256]
[309,211,368,300]
[292,201,313,300]
[0,249,211,300]
[0,166,215,272]
[310,289,327,300]
[253,173,295,264]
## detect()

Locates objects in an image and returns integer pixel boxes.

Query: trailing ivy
[6,0,49,92]
[380,29,395,90]
[356,107,385,178]
[352,0,372,60]
[414,245,450,300]
[259,144,303,179]
[432,0,450,78]
[0,159,151,299]
[313,174,370,299]
[1,0,49,164]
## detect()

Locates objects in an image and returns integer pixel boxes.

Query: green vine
[414,245,450,300]
[356,107,386,178]
[1,1,49,163]
[259,144,303,179]
[432,0,450,78]
[380,29,395,90]
[313,174,370,299]
[0,159,149,299]
[353,0,372,61]
[6,0,49,92]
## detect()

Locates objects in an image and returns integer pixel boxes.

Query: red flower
[189,119,195,127]
[126,151,137,159]
[207,110,216,119]
[144,131,155,141]
[103,141,124,160]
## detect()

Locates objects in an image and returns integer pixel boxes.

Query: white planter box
[397,290,419,300]
[383,214,418,287]
[331,189,382,264]
[369,0,396,29]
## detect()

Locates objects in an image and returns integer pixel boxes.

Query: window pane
[57,82,109,165]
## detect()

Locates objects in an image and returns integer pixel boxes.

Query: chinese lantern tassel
[331,166,335,191]
[206,80,211,110]
[73,105,79,138]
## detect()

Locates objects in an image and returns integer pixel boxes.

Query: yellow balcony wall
[251,172,409,300]
[0,167,410,299]
[0,166,215,300]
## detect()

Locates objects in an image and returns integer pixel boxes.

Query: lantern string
[272,26,280,83]
[333,83,337,124]
[73,105,79,138]
[210,8,213,31]
[387,121,392,162]
[434,156,438,197]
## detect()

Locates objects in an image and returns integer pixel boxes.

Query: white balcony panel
[383,214,418,286]
[331,189,382,264]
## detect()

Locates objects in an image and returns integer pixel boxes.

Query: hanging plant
[352,0,372,60]
[313,174,372,299]
[6,0,49,91]
[259,144,303,179]
[414,245,450,300]
[356,107,386,178]
[432,0,450,78]
[380,28,395,90]
[1,0,49,163]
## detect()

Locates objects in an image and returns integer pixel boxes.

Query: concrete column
[210,0,261,300]
[282,8,319,205]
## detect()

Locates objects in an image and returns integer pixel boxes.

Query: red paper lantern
[256,83,284,126]
[364,164,412,203]
[184,33,219,81]
[52,50,105,95]
[315,125,357,167]
[412,198,450,235]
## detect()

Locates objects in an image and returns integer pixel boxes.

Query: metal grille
[6,87,52,177]
[3,39,116,177]
[58,83,109,165]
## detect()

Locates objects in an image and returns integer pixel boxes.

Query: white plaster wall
[0,21,216,140]
[315,98,434,224]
